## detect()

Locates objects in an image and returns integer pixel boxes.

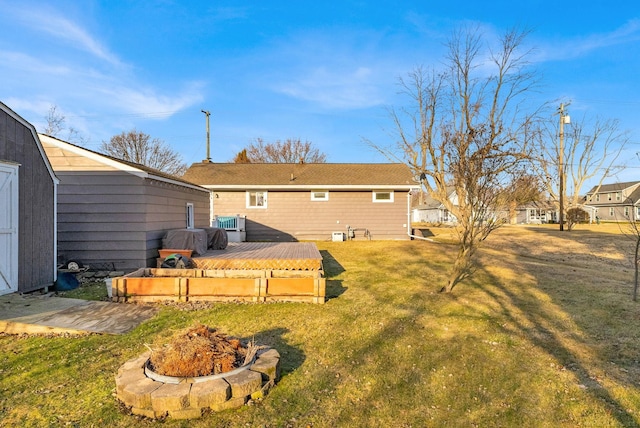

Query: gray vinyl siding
[56,171,209,271]
[591,205,630,222]
[0,108,56,292]
[213,189,409,241]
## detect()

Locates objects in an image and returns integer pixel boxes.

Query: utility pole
[558,103,570,231]
[201,110,211,163]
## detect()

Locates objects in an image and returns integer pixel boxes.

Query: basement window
[311,190,329,201]
[373,190,394,203]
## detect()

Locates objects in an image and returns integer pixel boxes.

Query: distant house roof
[414,186,456,210]
[182,162,417,190]
[39,134,208,193]
[519,200,556,210]
[586,181,640,195]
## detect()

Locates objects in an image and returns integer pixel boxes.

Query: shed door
[0,163,18,295]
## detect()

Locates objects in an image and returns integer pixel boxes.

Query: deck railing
[213,215,246,231]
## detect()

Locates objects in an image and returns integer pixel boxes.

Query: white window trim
[372,190,394,203]
[246,190,268,209]
[186,203,194,229]
[311,190,329,201]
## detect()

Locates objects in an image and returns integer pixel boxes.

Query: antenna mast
[201,110,211,163]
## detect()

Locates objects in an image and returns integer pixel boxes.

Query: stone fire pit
[115,347,280,419]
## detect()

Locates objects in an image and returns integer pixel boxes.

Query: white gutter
[407,192,434,241]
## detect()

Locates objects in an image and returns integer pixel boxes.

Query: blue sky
[1,0,639,180]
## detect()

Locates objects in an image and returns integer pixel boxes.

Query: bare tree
[43,105,88,145]
[533,113,628,230]
[500,172,543,223]
[374,27,540,292]
[620,216,640,302]
[100,130,187,176]
[240,138,327,163]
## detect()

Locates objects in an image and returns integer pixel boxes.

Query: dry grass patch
[1,225,640,426]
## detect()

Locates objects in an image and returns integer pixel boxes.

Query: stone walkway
[0,292,157,335]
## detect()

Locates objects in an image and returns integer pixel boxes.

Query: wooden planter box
[158,249,193,259]
[111,268,325,304]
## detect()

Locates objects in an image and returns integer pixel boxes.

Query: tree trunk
[634,236,640,302]
[441,246,473,293]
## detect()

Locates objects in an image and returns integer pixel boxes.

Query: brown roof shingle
[182,162,416,188]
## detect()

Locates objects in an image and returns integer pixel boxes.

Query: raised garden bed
[111,268,326,304]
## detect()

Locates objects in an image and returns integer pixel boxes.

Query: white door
[0,163,18,295]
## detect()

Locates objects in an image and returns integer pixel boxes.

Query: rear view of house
[183,162,417,241]
[584,181,640,222]
[40,134,211,271]
[0,102,58,295]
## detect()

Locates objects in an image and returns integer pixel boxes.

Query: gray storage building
[0,102,58,295]
[40,134,211,271]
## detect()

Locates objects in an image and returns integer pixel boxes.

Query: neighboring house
[514,200,558,224]
[40,134,211,271]
[412,187,458,224]
[0,102,58,295]
[584,181,640,222]
[182,162,417,241]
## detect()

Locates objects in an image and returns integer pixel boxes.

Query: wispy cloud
[257,29,411,110]
[98,82,205,117]
[0,1,204,136]
[4,3,122,66]
[534,19,640,62]
[274,65,385,109]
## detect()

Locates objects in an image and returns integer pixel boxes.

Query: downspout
[209,191,215,227]
[407,191,433,241]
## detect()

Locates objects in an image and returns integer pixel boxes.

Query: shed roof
[182,162,416,190]
[39,134,208,193]
[0,102,58,184]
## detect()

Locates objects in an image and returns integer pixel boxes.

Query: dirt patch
[148,324,249,377]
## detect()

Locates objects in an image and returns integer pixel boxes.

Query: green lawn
[1,226,639,427]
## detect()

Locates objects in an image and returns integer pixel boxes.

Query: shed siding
[0,109,55,292]
[55,171,209,271]
[213,189,409,241]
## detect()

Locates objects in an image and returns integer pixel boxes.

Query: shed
[40,134,211,271]
[0,102,58,295]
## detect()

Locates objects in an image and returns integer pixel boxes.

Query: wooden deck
[191,242,323,271]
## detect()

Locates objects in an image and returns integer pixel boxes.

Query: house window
[311,190,329,201]
[609,207,614,216]
[247,191,267,208]
[186,203,194,229]
[608,193,612,201]
[596,194,600,202]
[624,206,630,217]
[616,192,621,201]
[373,190,394,203]
[636,207,640,219]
